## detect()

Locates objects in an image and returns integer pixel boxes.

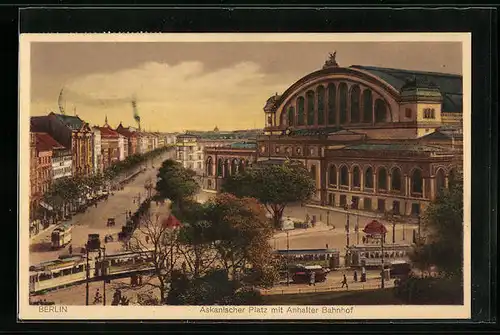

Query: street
[29,150,175,265]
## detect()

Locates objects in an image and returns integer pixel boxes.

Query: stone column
[360,169,365,192]
[422,177,427,199]
[336,168,340,190]
[372,94,377,125]
[348,171,352,191]
[430,175,436,200]
[359,89,365,123]
[373,172,377,194]
[346,85,352,124]
[445,176,449,189]
[388,173,392,192]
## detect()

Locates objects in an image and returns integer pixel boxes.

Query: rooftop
[350,65,462,113]
[52,113,87,130]
[343,143,447,152]
[34,132,65,152]
[228,142,257,149]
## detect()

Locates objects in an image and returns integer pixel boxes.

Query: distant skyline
[30,41,462,132]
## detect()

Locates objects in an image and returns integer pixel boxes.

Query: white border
[19,33,471,320]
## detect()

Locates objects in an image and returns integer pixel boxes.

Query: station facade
[203,54,463,216]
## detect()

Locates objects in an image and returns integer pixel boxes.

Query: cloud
[33,61,294,131]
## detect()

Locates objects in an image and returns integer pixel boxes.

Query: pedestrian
[145,236,150,244]
[353,270,358,282]
[309,271,316,286]
[68,244,72,255]
[341,274,348,289]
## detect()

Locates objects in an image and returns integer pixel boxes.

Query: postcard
[19,33,471,320]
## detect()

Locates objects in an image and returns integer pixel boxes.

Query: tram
[347,243,412,268]
[273,248,341,270]
[29,255,87,294]
[29,249,156,294]
[51,223,73,249]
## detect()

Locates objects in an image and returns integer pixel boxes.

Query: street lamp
[286,230,290,286]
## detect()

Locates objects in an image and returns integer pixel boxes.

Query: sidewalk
[273,222,335,239]
[305,204,419,224]
[30,224,58,242]
[261,278,393,296]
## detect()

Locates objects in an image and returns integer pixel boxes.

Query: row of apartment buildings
[29,112,177,233]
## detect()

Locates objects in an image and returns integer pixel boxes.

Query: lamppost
[286,230,291,286]
[402,200,407,241]
[344,204,350,248]
[381,231,386,289]
[98,246,107,306]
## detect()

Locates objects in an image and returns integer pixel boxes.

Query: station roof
[350,65,462,113]
[343,143,447,152]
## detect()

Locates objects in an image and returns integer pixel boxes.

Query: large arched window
[411,168,423,194]
[449,168,457,186]
[375,99,388,123]
[436,168,446,192]
[206,157,213,176]
[362,89,373,123]
[287,106,295,127]
[223,160,230,177]
[329,165,337,185]
[352,166,361,187]
[377,167,388,191]
[310,165,317,186]
[217,158,223,177]
[238,160,245,173]
[317,86,325,125]
[365,167,374,188]
[340,165,349,186]
[391,167,402,191]
[327,83,336,125]
[350,85,361,123]
[231,159,238,175]
[297,97,305,126]
[306,90,315,125]
[339,83,348,124]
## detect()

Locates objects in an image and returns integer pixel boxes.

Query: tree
[203,193,277,285]
[410,178,463,277]
[166,268,264,305]
[174,200,218,279]
[222,162,316,229]
[126,199,178,304]
[155,159,200,210]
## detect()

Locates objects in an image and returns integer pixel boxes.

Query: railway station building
[203,53,463,216]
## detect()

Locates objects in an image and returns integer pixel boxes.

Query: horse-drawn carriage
[107,218,116,227]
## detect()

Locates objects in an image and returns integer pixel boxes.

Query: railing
[260,281,385,296]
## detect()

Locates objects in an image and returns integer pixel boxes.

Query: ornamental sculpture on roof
[323,51,339,69]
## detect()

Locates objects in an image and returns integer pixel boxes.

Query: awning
[39,201,53,211]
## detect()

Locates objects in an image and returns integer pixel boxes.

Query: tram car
[29,249,156,294]
[29,254,89,294]
[347,243,412,268]
[100,250,154,277]
[51,223,73,249]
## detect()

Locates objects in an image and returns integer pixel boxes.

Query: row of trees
[396,176,464,304]
[42,146,171,217]
[128,159,282,305]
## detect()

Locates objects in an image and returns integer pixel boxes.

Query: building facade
[116,123,138,156]
[91,127,104,174]
[30,113,93,177]
[204,55,463,216]
[175,133,204,174]
[33,133,53,197]
[98,123,120,170]
[29,132,39,226]
[118,134,128,161]
[35,132,72,181]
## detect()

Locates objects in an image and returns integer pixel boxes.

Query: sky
[30,41,462,132]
